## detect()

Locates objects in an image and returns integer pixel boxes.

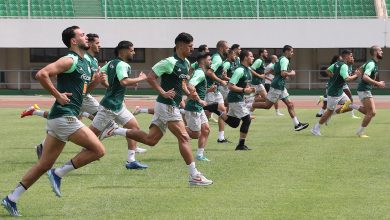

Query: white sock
[349,104,359,110]
[81,112,90,118]
[218,131,225,141]
[54,161,75,178]
[179,108,185,114]
[113,127,127,137]
[351,109,356,116]
[357,126,365,134]
[33,110,45,117]
[8,183,27,202]
[188,162,198,176]
[292,117,299,126]
[197,148,204,157]
[140,108,148,113]
[314,123,321,130]
[127,150,136,163]
[323,97,328,101]
[318,108,324,114]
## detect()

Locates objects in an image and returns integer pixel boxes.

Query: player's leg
[216,92,230,143]
[281,96,309,131]
[311,95,339,136]
[122,117,148,169]
[20,104,48,118]
[197,122,211,161]
[184,111,201,139]
[357,96,375,137]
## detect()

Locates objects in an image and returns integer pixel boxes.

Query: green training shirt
[222,60,235,78]
[327,61,349,96]
[206,53,224,89]
[271,56,289,90]
[185,68,207,112]
[251,58,265,85]
[227,65,252,103]
[100,58,131,112]
[152,54,190,107]
[357,59,378,92]
[48,52,92,119]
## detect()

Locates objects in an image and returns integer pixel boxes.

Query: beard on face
[377,54,383,60]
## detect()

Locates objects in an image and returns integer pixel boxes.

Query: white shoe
[133,106,141,115]
[276,111,284,116]
[357,132,369,138]
[311,128,322,136]
[189,172,213,186]
[135,146,147,153]
[99,121,118,140]
[352,115,360,119]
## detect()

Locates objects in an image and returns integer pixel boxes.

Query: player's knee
[177,132,190,143]
[287,102,294,109]
[240,115,252,134]
[189,131,200,139]
[202,126,210,136]
[368,110,376,117]
[225,116,240,128]
[95,145,106,159]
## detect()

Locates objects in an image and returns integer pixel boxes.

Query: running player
[183,52,212,161]
[311,50,360,136]
[250,45,309,131]
[264,55,284,115]
[2,26,105,217]
[205,40,229,143]
[89,41,149,169]
[99,33,213,186]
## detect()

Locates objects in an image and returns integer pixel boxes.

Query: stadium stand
[0,0,382,18]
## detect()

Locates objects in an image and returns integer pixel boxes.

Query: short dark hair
[197,52,211,62]
[198,44,208,53]
[231,44,240,51]
[341,49,352,57]
[259,48,266,55]
[114,40,133,57]
[62,26,80,48]
[174,32,193,45]
[370,45,380,56]
[239,50,251,61]
[282,45,293,53]
[87,33,99,43]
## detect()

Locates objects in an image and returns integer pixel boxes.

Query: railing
[0,0,385,19]
[0,69,389,91]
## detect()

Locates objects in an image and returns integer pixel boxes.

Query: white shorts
[151,102,183,133]
[46,116,85,142]
[92,104,134,131]
[184,110,208,132]
[253,84,266,94]
[327,93,350,110]
[266,87,289,103]
[81,94,99,115]
[228,102,250,118]
[357,91,373,103]
[218,85,230,100]
[342,84,350,90]
[205,91,224,104]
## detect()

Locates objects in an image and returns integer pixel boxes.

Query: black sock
[239,139,245,146]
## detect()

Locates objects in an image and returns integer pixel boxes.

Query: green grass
[1,108,390,219]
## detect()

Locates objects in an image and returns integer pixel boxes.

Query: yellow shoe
[33,104,40,110]
[357,134,369,138]
[340,100,351,113]
[317,96,324,105]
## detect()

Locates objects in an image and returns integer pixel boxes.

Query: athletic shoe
[20,104,40,118]
[352,115,361,119]
[315,113,323,117]
[99,121,118,140]
[189,172,213,186]
[135,146,147,154]
[340,100,352,113]
[294,122,309,131]
[317,96,324,105]
[2,196,21,217]
[47,169,62,197]
[250,115,256,120]
[132,106,141,115]
[217,138,231,144]
[125,161,149,169]
[35,144,43,160]
[357,132,369,138]
[311,128,322,136]
[235,145,252,151]
[196,155,210,161]
[276,111,284,116]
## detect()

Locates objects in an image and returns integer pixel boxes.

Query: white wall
[0,19,389,48]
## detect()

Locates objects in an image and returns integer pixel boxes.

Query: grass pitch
[1,107,390,219]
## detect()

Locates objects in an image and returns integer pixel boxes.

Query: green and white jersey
[327,61,349,96]
[227,65,252,103]
[251,58,265,85]
[152,54,190,107]
[357,59,378,92]
[232,57,240,70]
[48,52,92,119]
[191,62,199,70]
[100,58,131,112]
[222,60,235,78]
[185,68,207,112]
[271,56,289,90]
[85,52,98,76]
[342,65,353,87]
[206,53,224,89]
